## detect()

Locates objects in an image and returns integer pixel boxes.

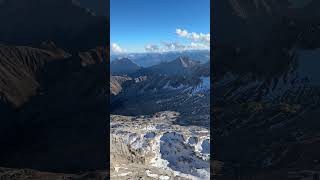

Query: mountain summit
[174,56,200,68]
[145,56,200,75]
[111,58,141,75]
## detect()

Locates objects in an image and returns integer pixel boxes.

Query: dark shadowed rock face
[0,0,109,176]
[213,0,320,80]
[0,0,107,51]
[77,0,108,17]
[0,44,108,173]
[0,167,107,180]
[214,0,320,48]
[213,1,320,179]
[0,43,70,108]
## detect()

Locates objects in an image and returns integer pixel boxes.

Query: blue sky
[110,0,210,53]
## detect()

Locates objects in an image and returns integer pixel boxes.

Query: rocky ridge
[213,51,320,179]
[0,43,108,172]
[111,111,210,179]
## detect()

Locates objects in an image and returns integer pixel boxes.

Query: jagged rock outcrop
[111,111,210,179]
[110,76,132,95]
[78,47,107,66]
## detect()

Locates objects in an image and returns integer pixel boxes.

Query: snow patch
[192,76,210,94]
[111,112,210,179]
[145,170,159,178]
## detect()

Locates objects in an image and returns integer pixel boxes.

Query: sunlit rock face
[110,111,210,179]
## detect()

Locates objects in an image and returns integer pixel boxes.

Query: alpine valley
[110,52,211,179]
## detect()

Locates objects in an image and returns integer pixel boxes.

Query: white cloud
[143,40,210,53]
[176,28,210,44]
[189,42,209,49]
[138,28,210,53]
[176,28,189,37]
[144,42,187,52]
[111,43,125,53]
[162,42,186,51]
[145,44,160,52]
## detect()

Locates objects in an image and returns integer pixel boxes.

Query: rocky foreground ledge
[111,111,210,180]
[0,167,107,180]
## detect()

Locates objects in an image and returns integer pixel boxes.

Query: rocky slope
[0,167,107,180]
[110,57,210,127]
[111,111,210,179]
[213,1,320,179]
[110,76,132,95]
[0,43,70,108]
[0,0,109,177]
[0,43,108,172]
[110,55,210,179]
[213,49,320,179]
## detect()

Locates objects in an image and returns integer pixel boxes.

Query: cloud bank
[144,28,210,52]
[176,28,210,44]
[111,43,125,53]
[112,28,210,53]
[145,44,160,52]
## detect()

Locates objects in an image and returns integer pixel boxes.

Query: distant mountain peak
[174,56,200,68]
[111,58,140,75]
[112,58,138,66]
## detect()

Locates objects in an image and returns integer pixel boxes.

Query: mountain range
[110,55,210,179]
[111,50,210,67]
[110,56,210,125]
